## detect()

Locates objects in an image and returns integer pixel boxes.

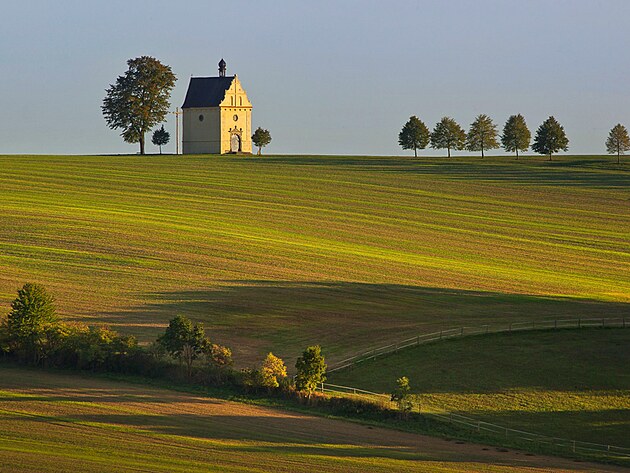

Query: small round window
[198,114,204,122]
[233,114,238,122]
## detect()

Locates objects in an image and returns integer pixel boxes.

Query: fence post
[572,440,576,453]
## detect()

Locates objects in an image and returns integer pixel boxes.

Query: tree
[6,283,58,362]
[430,117,466,158]
[151,125,170,154]
[295,345,327,398]
[532,116,569,161]
[398,116,430,158]
[260,352,287,390]
[102,56,176,155]
[606,123,630,164]
[251,127,272,155]
[501,114,531,159]
[391,376,414,417]
[466,114,499,158]
[157,315,209,377]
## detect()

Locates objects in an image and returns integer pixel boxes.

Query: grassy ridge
[0,365,624,473]
[0,154,628,364]
[328,328,630,447]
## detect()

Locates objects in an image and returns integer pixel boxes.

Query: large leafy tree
[398,116,430,157]
[102,56,176,155]
[501,114,531,159]
[251,127,272,155]
[295,345,327,398]
[532,116,569,161]
[260,352,288,390]
[466,114,499,158]
[157,315,209,377]
[151,125,170,154]
[430,117,466,158]
[6,283,58,362]
[605,123,630,164]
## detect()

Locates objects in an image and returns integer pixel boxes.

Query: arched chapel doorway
[230,134,241,153]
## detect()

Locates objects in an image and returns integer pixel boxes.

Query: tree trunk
[159,145,162,155]
[549,152,552,161]
[414,147,417,158]
[516,148,519,160]
[481,146,485,158]
[447,146,451,158]
[139,135,145,155]
[257,147,261,156]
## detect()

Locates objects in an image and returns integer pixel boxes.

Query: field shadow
[258,155,630,189]
[98,281,630,365]
[447,408,630,449]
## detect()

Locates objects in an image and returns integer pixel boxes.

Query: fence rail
[323,317,630,462]
[319,382,630,460]
[329,317,628,373]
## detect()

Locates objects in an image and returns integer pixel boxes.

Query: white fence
[320,382,630,461]
[322,318,630,462]
[328,317,628,373]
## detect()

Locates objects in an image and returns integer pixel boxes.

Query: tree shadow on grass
[97,281,630,366]
[257,155,630,189]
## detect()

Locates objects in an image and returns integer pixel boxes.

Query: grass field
[0,154,628,366]
[328,328,630,448]
[0,364,625,473]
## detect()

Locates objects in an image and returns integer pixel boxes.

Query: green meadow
[0,365,624,473]
[0,154,628,366]
[328,328,630,449]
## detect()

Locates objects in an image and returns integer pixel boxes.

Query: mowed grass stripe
[0,366,624,473]
[0,155,628,364]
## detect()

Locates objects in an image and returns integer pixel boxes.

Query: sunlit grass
[328,328,630,447]
[0,154,628,366]
[0,364,620,473]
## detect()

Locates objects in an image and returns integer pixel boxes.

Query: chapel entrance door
[230,134,241,153]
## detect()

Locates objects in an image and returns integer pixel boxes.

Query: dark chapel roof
[182,76,235,108]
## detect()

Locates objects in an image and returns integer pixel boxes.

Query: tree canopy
[398,116,430,157]
[466,114,499,158]
[157,315,209,377]
[260,352,287,389]
[501,114,531,159]
[5,283,58,363]
[430,117,466,158]
[102,56,176,155]
[391,376,414,415]
[151,125,170,154]
[252,127,272,155]
[295,345,326,397]
[605,123,630,164]
[532,116,569,160]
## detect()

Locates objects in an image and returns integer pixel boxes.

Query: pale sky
[1,0,629,156]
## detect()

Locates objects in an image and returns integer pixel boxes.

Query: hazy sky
[1,0,629,156]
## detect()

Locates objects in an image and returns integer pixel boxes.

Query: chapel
[181,59,252,154]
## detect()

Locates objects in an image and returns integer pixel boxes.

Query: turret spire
[218,58,226,77]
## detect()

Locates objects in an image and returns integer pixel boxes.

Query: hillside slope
[0,155,628,364]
